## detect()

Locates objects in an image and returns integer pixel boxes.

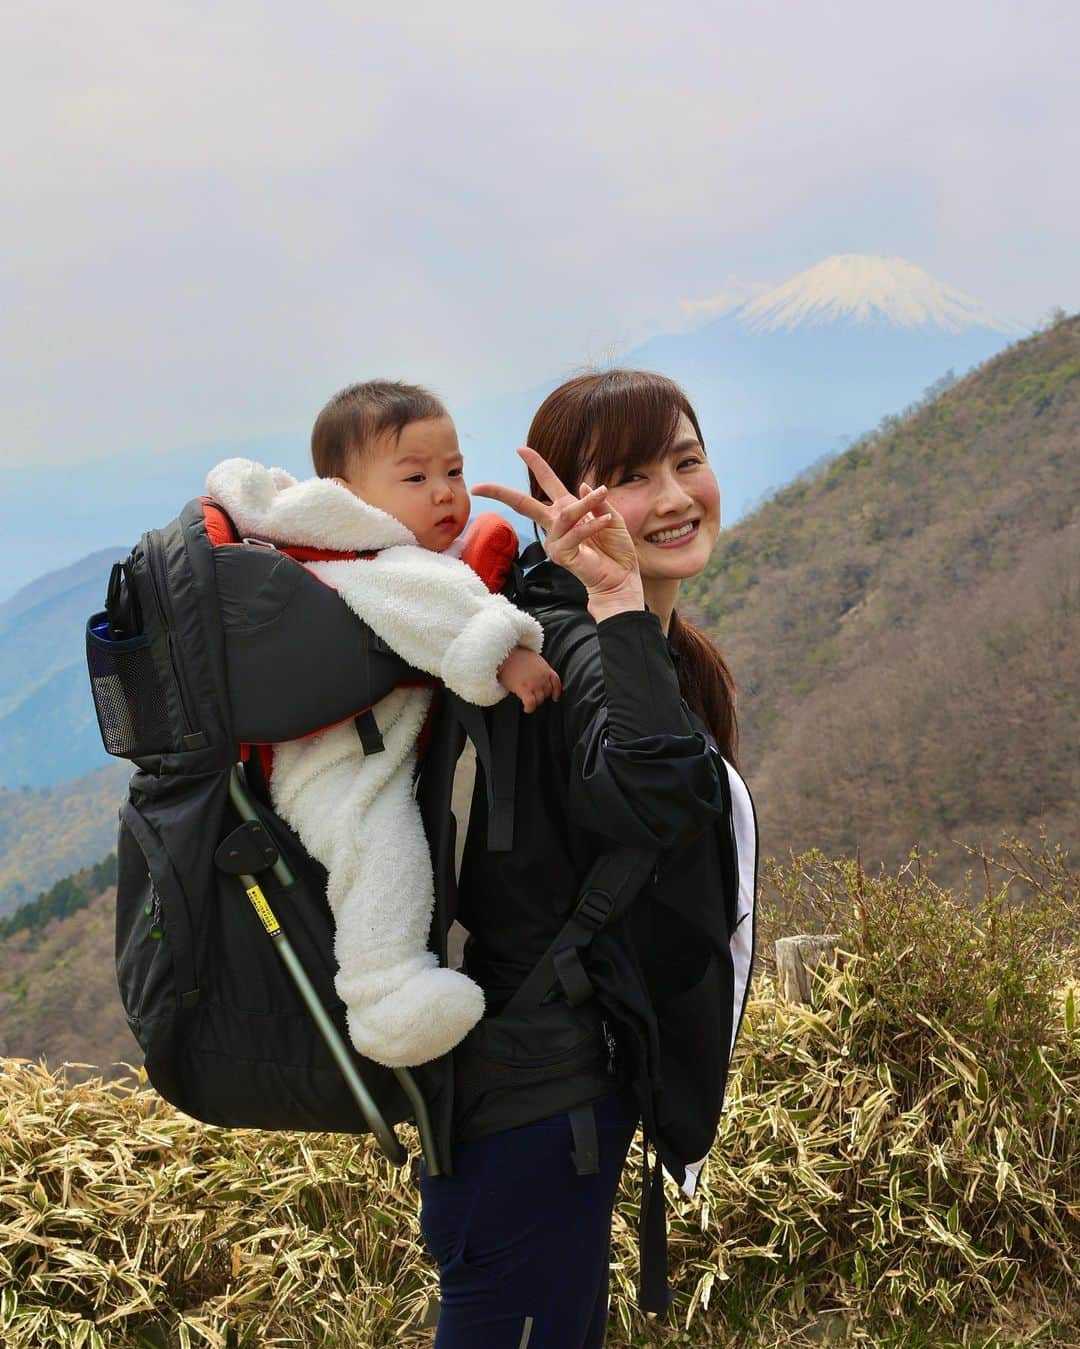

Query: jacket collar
[517,553,681,662]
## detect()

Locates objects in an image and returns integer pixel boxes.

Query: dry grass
[1,844,1077,1348]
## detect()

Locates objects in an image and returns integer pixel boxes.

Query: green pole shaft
[228,768,441,1175]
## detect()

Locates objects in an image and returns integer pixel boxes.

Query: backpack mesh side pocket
[86,613,172,757]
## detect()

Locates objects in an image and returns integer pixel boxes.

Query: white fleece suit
[206,459,543,1068]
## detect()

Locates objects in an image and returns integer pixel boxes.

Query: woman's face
[599,412,721,584]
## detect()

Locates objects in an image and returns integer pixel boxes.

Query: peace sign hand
[472,448,645,613]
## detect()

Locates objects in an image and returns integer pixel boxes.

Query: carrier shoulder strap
[451,696,520,853]
[502,845,658,1017]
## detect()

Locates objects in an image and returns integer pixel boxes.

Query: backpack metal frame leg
[227,767,442,1176]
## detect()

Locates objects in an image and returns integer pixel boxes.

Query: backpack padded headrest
[202,498,239,547]
[460,513,520,594]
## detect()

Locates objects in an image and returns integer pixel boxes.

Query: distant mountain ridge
[0,432,308,603]
[0,548,126,786]
[0,547,128,635]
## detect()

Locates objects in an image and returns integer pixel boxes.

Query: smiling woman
[418,368,754,1347]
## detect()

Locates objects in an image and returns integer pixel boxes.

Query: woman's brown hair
[526,370,738,765]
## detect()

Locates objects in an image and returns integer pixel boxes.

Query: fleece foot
[346,966,485,1068]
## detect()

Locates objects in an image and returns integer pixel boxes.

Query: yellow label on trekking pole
[245,884,281,936]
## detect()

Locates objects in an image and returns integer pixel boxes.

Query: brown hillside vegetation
[0,759,130,917]
[0,886,135,1075]
[686,314,1080,882]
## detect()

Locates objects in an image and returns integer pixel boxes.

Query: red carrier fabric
[201,497,519,583]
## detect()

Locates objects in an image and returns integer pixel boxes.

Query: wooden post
[775,934,842,1005]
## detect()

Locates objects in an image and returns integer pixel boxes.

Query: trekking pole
[227,768,441,1175]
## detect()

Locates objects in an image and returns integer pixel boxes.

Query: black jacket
[458,557,737,1068]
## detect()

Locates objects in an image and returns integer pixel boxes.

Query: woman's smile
[643,518,700,547]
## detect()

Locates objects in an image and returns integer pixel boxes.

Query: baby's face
[336,416,470,551]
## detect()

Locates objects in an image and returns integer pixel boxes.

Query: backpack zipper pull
[601,1018,617,1075]
[146,884,164,939]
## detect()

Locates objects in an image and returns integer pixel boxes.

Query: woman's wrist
[587,580,646,625]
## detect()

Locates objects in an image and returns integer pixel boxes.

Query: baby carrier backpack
[86,495,521,1173]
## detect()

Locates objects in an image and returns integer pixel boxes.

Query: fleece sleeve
[546,607,727,850]
[309,546,543,707]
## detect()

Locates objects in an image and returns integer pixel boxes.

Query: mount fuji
[459,254,1022,519]
[707,254,1014,335]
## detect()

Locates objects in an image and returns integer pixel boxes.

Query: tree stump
[775,934,842,1005]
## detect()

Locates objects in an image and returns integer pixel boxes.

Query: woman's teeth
[646,521,697,544]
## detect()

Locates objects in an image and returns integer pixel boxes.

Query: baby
[206,381,558,1067]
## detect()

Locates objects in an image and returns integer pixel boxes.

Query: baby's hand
[497,647,562,713]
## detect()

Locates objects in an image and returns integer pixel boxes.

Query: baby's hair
[312,380,448,479]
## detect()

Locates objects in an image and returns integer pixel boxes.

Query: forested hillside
[0,761,129,916]
[0,883,135,1075]
[686,314,1079,880]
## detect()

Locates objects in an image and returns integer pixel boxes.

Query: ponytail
[668,612,739,768]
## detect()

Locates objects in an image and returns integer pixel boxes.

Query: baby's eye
[404,473,426,483]
[449,467,464,478]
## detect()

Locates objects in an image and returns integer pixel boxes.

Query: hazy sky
[3,0,1078,466]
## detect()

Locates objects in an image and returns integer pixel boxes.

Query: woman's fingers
[548,510,616,557]
[549,484,607,533]
[516,446,574,505]
[470,479,549,524]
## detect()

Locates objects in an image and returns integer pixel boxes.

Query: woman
[418,370,756,1348]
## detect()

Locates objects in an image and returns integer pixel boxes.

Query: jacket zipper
[146,531,200,741]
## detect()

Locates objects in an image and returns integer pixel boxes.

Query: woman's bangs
[584,378,687,486]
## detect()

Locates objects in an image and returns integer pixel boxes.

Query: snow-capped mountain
[726,254,1019,335]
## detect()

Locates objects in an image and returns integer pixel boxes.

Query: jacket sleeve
[548,608,727,850]
[309,547,544,707]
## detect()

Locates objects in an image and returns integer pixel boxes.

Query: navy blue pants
[419,1090,638,1348]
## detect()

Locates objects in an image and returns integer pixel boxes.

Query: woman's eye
[678,456,703,470]
[617,472,646,485]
